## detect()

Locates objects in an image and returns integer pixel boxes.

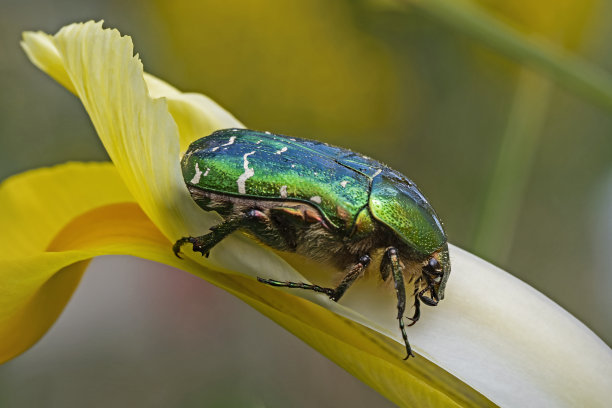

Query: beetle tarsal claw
[172,236,194,258]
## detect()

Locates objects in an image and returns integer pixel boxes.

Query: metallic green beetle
[174,128,450,359]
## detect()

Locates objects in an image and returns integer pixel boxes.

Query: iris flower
[1,21,610,407]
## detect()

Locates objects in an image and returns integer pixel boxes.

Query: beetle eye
[428,258,440,270]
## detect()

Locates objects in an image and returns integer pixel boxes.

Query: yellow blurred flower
[154,0,401,137]
[476,0,597,49]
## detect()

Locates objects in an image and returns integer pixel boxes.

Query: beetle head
[425,243,451,300]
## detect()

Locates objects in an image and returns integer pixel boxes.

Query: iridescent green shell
[181,128,447,255]
[369,171,446,255]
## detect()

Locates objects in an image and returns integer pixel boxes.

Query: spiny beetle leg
[419,291,438,307]
[256,277,335,297]
[379,251,391,282]
[384,247,414,359]
[257,254,370,302]
[330,255,370,302]
[418,273,439,306]
[173,209,267,258]
[406,295,421,327]
[423,268,442,303]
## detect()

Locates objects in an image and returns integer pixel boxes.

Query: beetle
[174,128,450,359]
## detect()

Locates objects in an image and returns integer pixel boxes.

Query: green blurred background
[1,0,611,406]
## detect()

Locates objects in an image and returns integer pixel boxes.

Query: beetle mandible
[174,128,450,359]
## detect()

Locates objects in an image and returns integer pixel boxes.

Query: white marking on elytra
[210,136,236,153]
[275,147,288,155]
[256,140,263,144]
[237,151,256,194]
[190,163,203,184]
[310,196,322,204]
[371,168,382,178]
[221,136,236,147]
[264,131,272,135]
[340,180,349,188]
[314,172,318,176]
[291,164,296,168]
[203,168,210,177]
[290,138,296,141]
[280,185,288,198]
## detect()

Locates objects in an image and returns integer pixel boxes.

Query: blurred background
[1,0,611,406]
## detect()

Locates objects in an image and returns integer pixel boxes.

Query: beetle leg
[330,255,370,301]
[406,295,421,327]
[256,277,335,297]
[418,291,438,307]
[405,276,428,326]
[408,274,440,325]
[417,286,438,306]
[257,254,371,302]
[417,274,439,306]
[379,252,391,282]
[173,209,267,258]
[384,247,414,360]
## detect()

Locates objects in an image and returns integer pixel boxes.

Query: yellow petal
[143,73,244,153]
[0,162,133,256]
[20,29,239,153]
[21,31,76,95]
[0,162,131,361]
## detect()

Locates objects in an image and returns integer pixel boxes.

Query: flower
[1,21,609,406]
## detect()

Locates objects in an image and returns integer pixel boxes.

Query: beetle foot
[173,236,212,258]
[406,314,419,327]
[173,237,195,259]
